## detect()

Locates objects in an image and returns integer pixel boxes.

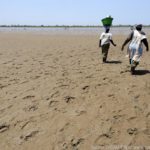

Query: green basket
[101,17,113,26]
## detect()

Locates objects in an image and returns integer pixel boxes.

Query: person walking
[121,24,149,74]
[99,27,116,63]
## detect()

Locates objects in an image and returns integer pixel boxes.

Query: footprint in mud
[102,77,109,81]
[23,105,38,112]
[75,109,86,116]
[49,100,58,107]
[94,127,114,145]
[59,123,70,132]
[94,134,112,146]
[0,84,8,89]
[20,80,29,84]
[64,96,76,103]
[50,91,60,98]
[26,70,32,73]
[20,121,34,130]
[23,95,35,100]
[127,128,138,135]
[95,84,102,89]
[15,66,22,70]
[85,75,93,79]
[112,114,124,121]
[120,69,129,74]
[82,85,89,90]
[0,123,10,133]
[39,61,45,65]
[62,137,84,150]
[82,85,90,93]
[133,94,140,101]
[146,112,150,118]
[62,71,68,77]
[20,130,39,141]
[9,78,20,84]
[107,94,115,98]
[70,138,84,148]
[3,60,14,64]
[127,116,137,121]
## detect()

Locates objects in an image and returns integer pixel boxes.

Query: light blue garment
[129,45,143,62]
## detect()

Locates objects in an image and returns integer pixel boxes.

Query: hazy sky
[0,0,149,25]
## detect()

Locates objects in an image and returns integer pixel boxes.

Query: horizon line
[1,24,150,27]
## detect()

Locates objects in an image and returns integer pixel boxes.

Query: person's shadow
[105,60,122,64]
[133,70,150,75]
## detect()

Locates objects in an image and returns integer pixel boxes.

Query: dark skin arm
[142,38,149,51]
[110,39,116,46]
[99,40,101,47]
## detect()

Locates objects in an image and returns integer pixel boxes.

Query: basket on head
[101,16,113,27]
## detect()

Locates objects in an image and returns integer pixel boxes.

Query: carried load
[101,15,113,28]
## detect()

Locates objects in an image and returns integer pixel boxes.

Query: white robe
[129,30,146,62]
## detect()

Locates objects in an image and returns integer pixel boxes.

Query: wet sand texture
[0,32,150,150]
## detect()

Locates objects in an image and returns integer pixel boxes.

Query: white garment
[100,32,112,46]
[129,30,147,62]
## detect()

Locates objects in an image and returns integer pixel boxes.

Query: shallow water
[0,27,150,35]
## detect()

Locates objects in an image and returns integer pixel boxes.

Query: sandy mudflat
[0,31,150,150]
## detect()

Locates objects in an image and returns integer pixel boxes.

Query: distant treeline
[0,25,150,28]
